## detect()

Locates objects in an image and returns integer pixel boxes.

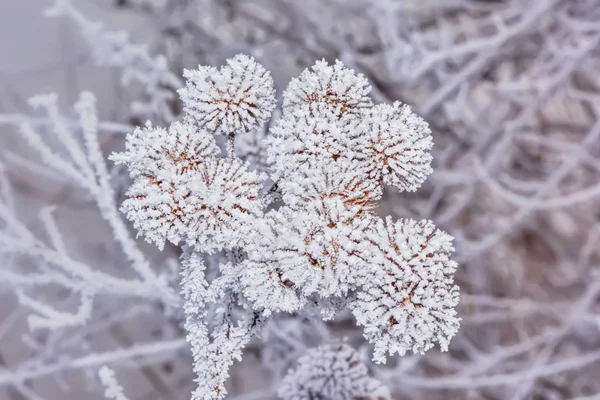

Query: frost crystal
[278,344,391,400]
[179,54,276,135]
[350,217,460,363]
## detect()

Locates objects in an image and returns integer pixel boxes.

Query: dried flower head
[121,176,187,250]
[240,247,306,316]
[110,121,219,179]
[364,102,433,192]
[350,217,460,363]
[283,60,373,120]
[183,157,265,252]
[243,198,375,308]
[179,54,276,135]
[278,344,391,400]
[121,157,264,252]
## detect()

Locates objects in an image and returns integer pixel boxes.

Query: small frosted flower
[121,176,187,250]
[121,157,264,252]
[243,198,375,306]
[278,344,391,400]
[240,211,309,315]
[351,217,460,363]
[364,102,433,192]
[110,121,219,179]
[182,157,265,252]
[179,54,276,135]
[283,60,372,120]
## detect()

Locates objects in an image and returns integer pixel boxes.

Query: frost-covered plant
[99,366,130,400]
[112,54,459,398]
[5,1,600,399]
[278,343,391,400]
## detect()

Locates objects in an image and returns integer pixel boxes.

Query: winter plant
[111,54,460,399]
[4,1,600,399]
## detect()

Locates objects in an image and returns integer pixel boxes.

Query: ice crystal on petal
[350,217,460,363]
[179,54,276,135]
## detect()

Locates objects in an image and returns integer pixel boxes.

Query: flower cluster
[114,55,459,399]
[249,59,459,362]
[278,344,391,400]
[112,55,275,252]
[241,196,376,313]
[282,60,373,119]
[267,61,433,193]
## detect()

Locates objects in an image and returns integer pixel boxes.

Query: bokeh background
[1,0,600,399]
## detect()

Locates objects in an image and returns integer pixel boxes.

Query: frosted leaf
[110,121,219,179]
[179,54,276,135]
[350,217,460,363]
[283,59,372,120]
[364,102,433,192]
[121,157,264,252]
[278,344,391,400]
[242,198,376,309]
